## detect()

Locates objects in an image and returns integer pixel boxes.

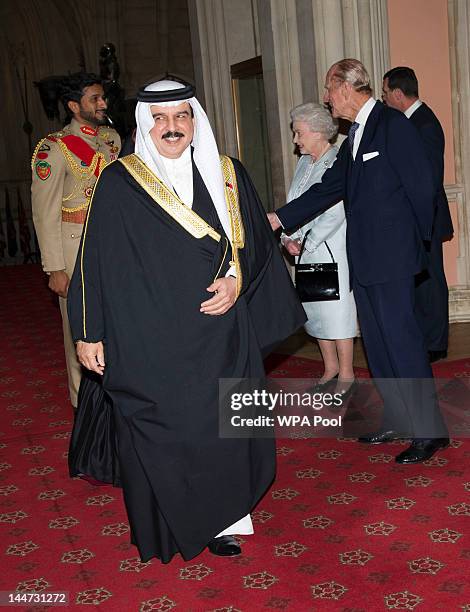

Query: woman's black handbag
[294,230,340,302]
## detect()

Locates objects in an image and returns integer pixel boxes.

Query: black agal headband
[136,83,195,103]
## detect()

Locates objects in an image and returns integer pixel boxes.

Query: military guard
[31,72,121,407]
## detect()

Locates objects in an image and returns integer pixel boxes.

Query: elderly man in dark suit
[268,58,449,463]
[382,67,453,363]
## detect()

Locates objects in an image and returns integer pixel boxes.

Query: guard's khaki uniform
[31,118,120,406]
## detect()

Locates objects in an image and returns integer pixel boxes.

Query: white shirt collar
[351,98,377,159]
[354,97,377,127]
[161,146,194,207]
[404,99,423,119]
[135,90,231,241]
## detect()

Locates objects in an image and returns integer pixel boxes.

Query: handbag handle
[297,229,336,264]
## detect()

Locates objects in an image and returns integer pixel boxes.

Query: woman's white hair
[290,103,338,140]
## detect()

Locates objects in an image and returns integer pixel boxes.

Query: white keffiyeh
[134,80,232,242]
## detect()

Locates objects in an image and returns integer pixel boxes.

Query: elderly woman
[282,103,357,397]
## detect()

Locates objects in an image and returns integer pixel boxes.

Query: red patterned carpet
[1,265,469,611]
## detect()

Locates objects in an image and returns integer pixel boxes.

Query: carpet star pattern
[311,580,348,600]
[6,540,39,556]
[274,541,308,557]
[339,549,374,566]
[243,571,278,590]
[119,557,152,572]
[385,497,416,510]
[408,556,444,575]
[384,590,423,610]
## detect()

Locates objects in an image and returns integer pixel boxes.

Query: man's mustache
[162,131,185,139]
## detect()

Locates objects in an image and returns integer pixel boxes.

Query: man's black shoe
[207,535,241,556]
[357,430,402,445]
[395,438,450,464]
[428,349,447,363]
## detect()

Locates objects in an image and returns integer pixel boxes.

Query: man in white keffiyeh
[135,79,238,296]
[68,78,305,564]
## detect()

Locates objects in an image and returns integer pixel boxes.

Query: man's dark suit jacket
[409,102,453,240]
[276,101,435,286]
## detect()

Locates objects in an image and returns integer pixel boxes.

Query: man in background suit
[382,67,453,363]
[268,58,449,463]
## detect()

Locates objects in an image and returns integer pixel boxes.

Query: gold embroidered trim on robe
[79,160,118,337]
[220,155,244,297]
[119,154,221,243]
[80,181,98,339]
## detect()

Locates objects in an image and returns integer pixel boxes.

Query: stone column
[312,0,390,98]
[312,0,345,96]
[296,0,320,103]
[188,0,238,157]
[265,0,304,196]
[447,0,470,320]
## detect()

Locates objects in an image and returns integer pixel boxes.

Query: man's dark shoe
[207,535,241,556]
[395,438,450,464]
[428,349,447,363]
[357,430,402,444]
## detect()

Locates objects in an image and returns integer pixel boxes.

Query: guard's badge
[35,161,51,180]
[80,125,98,137]
[105,139,119,155]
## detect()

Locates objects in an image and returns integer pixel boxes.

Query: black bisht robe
[68,370,120,486]
[68,154,305,563]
